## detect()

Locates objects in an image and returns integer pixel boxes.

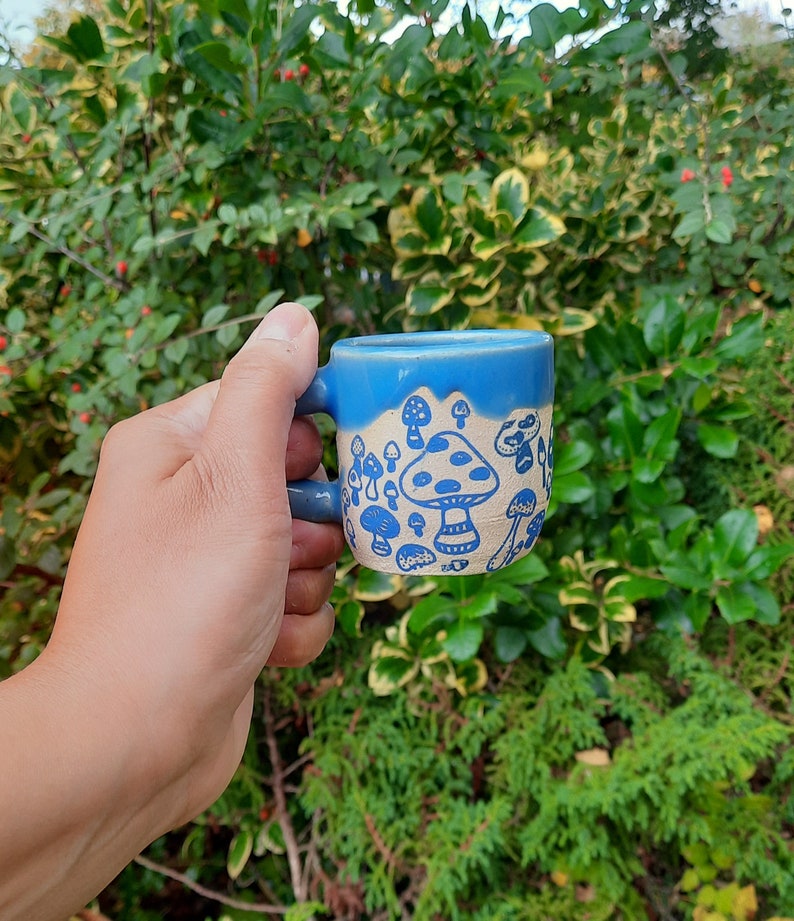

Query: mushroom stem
[487,516,525,571]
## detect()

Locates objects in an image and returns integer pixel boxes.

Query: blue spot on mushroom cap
[434,479,462,494]
[469,466,493,481]
[451,451,472,466]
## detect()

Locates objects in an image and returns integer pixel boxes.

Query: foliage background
[1,0,793,918]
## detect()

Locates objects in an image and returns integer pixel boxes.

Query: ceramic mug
[287,330,554,575]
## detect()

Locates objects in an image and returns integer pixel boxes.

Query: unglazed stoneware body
[287,330,554,575]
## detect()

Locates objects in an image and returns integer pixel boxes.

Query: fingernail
[252,303,309,342]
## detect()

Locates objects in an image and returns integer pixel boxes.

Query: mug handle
[287,367,343,524]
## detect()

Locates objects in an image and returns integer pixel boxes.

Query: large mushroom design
[400,431,499,556]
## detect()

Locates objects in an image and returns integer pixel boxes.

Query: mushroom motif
[451,399,471,430]
[383,441,401,473]
[363,452,384,501]
[395,543,437,572]
[408,512,426,537]
[347,466,362,506]
[486,487,538,572]
[402,394,432,449]
[383,480,399,511]
[495,411,541,473]
[524,509,546,552]
[400,431,499,556]
[341,486,352,517]
[359,505,401,557]
[345,517,357,549]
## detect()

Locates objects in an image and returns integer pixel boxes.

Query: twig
[263,681,309,903]
[25,225,125,290]
[133,854,289,915]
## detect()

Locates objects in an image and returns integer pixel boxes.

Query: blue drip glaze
[295,329,554,428]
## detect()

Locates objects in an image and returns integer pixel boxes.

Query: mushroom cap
[400,431,499,508]
[402,394,431,424]
[451,399,471,417]
[351,434,366,457]
[384,440,401,459]
[360,505,400,538]
[507,487,537,517]
[384,480,399,496]
[363,452,384,477]
[395,543,437,572]
[408,512,426,527]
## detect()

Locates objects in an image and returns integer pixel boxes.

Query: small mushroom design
[402,394,432,449]
[486,487,538,571]
[383,440,401,473]
[351,434,366,462]
[384,480,399,511]
[345,517,357,549]
[451,399,471,430]
[408,512,426,537]
[347,466,362,506]
[363,452,384,501]
[359,505,401,557]
[524,509,546,551]
[341,486,352,517]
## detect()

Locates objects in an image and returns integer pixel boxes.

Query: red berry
[284,69,295,81]
[0,364,10,378]
[71,382,82,393]
[268,249,278,266]
[141,305,152,316]
[60,284,72,297]
[720,165,734,188]
[299,63,310,78]
[219,109,227,117]
[22,134,31,143]
[116,259,128,276]
[0,335,7,350]
[78,411,91,424]
[680,168,696,183]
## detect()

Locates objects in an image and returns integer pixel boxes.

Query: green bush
[1,0,793,917]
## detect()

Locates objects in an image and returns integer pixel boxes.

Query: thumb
[198,302,319,496]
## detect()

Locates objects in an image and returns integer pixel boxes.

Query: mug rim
[331,328,552,356]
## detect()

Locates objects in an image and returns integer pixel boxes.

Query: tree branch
[133,854,290,915]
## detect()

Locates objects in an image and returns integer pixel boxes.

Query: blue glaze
[294,329,554,427]
[287,480,342,523]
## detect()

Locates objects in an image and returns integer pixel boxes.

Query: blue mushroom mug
[288,330,554,575]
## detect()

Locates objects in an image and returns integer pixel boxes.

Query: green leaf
[643,296,685,357]
[355,569,401,602]
[715,585,759,625]
[490,169,529,225]
[227,830,253,880]
[494,626,528,662]
[673,211,705,239]
[412,187,446,242]
[712,314,765,360]
[442,620,484,662]
[513,207,565,249]
[67,16,106,62]
[554,440,594,477]
[4,307,26,334]
[337,600,365,638]
[551,471,594,504]
[526,616,566,659]
[712,509,758,568]
[193,41,248,74]
[406,279,455,316]
[697,424,739,459]
[704,218,733,244]
[528,2,567,49]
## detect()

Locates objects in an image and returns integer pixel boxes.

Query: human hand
[54,301,341,814]
[1,306,345,921]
